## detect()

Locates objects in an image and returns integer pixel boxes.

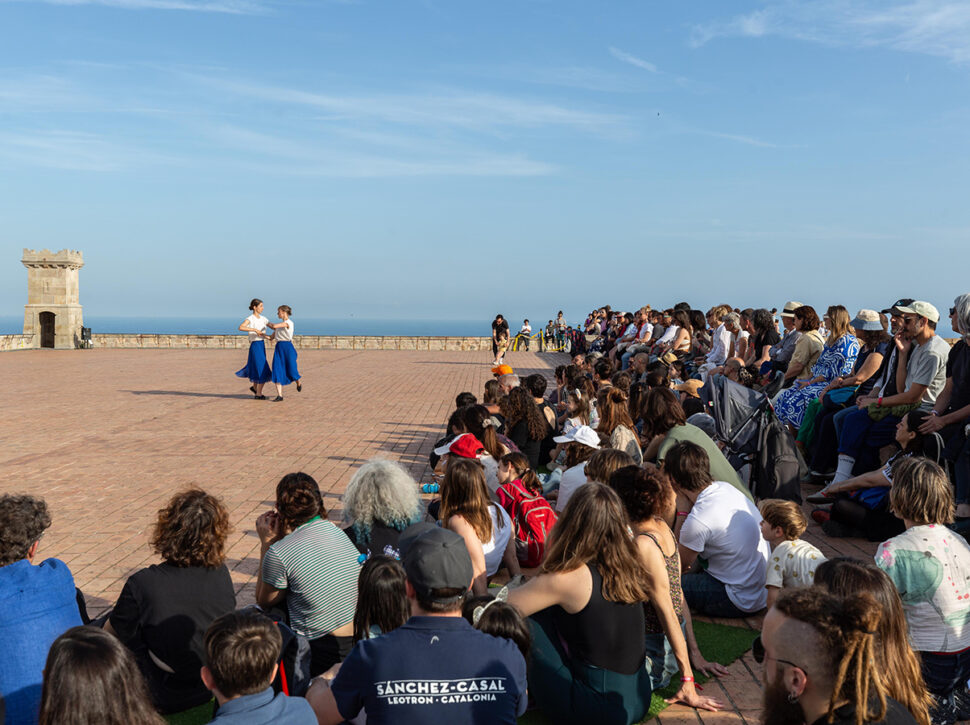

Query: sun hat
[491,364,514,376]
[850,309,883,332]
[552,425,600,449]
[433,433,485,458]
[779,301,804,318]
[895,301,940,324]
[399,522,473,603]
[881,298,914,315]
[674,379,705,399]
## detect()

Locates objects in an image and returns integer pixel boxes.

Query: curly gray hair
[341,459,422,545]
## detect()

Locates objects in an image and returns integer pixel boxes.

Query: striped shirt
[262,518,361,640]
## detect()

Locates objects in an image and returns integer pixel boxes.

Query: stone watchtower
[22,249,84,349]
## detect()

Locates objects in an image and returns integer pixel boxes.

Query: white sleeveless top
[244,314,268,343]
[482,505,513,576]
[275,319,294,342]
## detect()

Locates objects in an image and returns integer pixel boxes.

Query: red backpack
[497,479,558,568]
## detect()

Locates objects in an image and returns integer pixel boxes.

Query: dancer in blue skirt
[267,304,302,402]
[235,298,272,399]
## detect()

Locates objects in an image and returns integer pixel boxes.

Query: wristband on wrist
[878,396,883,407]
[681,676,694,682]
[676,511,689,517]
[931,410,939,416]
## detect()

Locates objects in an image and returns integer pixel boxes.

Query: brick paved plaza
[0,347,882,725]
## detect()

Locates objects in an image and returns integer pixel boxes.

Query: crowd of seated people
[4,293,970,725]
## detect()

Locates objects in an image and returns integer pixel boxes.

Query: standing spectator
[201,611,316,724]
[0,495,82,725]
[107,489,235,714]
[759,588,915,725]
[39,626,165,725]
[876,457,970,725]
[666,442,769,618]
[255,473,360,677]
[492,314,510,364]
[308,523,528,724]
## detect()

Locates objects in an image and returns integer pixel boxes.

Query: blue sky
[1,0,968,327]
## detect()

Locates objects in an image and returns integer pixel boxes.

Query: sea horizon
[0,316,506,337]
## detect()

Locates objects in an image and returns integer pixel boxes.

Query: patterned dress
[775,334,860,428]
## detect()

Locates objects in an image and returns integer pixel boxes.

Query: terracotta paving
[0,348,889,723]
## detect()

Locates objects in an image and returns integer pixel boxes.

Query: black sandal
[296,381,302,393]
[255,394,267,400]
[273,396,283,402]
[249,385,256,394]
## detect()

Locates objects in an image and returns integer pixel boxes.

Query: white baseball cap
[553,425,601,449]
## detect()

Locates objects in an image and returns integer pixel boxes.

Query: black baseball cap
[881,298,914,315]
[399,523,473,603]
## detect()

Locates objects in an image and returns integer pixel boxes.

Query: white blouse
[244,314,268,343]
[275,319,294,342]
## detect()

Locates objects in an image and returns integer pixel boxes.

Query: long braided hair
[774,588,887,725]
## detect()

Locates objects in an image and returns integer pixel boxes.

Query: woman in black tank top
[508,483,653,725]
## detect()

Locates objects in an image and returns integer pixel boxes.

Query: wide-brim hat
[674,379,705,399]
[780,301,804,317]
[850,309,883,332]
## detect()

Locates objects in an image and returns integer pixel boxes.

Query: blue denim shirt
[207,687,316,725]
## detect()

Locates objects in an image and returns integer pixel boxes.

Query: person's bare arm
[681,605,729,677]
[765,586,780,610]
[842,351,884,388]
[306,680,346,725]
[447,515,489,596]
[679,544,700,572]
[255,512,287,609]
[507,567,589,617]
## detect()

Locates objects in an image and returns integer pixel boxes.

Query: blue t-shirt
[0,558,82,725]
[207,687,316,725]
[330,616,527,725]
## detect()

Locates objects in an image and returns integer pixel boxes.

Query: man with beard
[759,587,916,725]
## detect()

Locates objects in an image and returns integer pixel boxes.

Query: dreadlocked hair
[500,451,542,496]
[774,588,887,725]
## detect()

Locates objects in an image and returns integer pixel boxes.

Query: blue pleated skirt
[235,340,272,383]
[271,340,301,385]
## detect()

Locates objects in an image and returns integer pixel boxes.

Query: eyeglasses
[752,635,803,671]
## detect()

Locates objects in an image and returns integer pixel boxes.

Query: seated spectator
[608,312,638,365]
[876,457,970,725]
[455,391,477,408]
[597,387,643,464]
[784,305,825,383]
[775,305,860,430]
[803,310,890,473]
[814,558,932,725]
[352,556,409,643]
[201,611,316,724]
[39,626,165,725]
[611,370,633,395]
[594,358,614,390]
[523,374,558,466]
[920,295,970,517]
[500,386,550,470]
[832,301,950,483]
[508,484,654,725]
[515,319,532,350]
[498,372,519,397]
[745,308,780,370]
[341,459,422,560]
[666,442,769,618]
[608,466,724,707]
[462,593,531,659]
[812,410,929,541]
[107,489,235,713]
[0,494,82,725]
[495,452,557,567]
[696,305,733,379]
[759,588,915,725]
[551,426,600,511]
[767,301,803,373]
[757,499,825,608]
[620,310,655,370]
[585,447,634,486]
[640,387,751,500]
[308,523,527,724]
[461,405,515,484]
[561,388,591,435]
[689,309,711,359]
[255,473,360,676]
[440,458,520,595]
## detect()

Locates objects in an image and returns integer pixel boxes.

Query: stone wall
[0,334,36,351]
[83,334,494,351]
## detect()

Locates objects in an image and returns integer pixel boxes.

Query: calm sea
[0,316,492,337]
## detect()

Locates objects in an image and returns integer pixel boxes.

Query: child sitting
[462,589,531,659]
[202,610,317,724]
[758,499,827,608]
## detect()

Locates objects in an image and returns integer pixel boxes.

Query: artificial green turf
[518,619,757,724]
[164,700,215,725]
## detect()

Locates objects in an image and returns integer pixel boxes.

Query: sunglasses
[951,307,957,316]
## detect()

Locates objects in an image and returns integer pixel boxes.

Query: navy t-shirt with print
[330,616,527,725]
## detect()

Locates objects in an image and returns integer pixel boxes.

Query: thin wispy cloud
[0,130,176,170]
[694,129,779,148]
[691,0,970,64]
[1,0,265,13]
[608,46,659,73]
[189,76,628,135]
